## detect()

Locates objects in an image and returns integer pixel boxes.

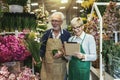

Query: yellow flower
[81,17,87,21]
[28,31,36,40]
[81,0,95,8]
[89,0,95,5]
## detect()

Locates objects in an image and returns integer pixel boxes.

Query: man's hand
[53,50,63,58]
[32,57,42,65]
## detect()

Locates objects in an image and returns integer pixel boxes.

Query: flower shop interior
[0,0,120,80]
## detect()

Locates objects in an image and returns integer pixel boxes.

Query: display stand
[89,2,120,80]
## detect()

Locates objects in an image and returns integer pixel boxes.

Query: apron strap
[70,34,86,45]
[81,34,86,45]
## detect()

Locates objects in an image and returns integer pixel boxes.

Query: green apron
[68,34,90,80]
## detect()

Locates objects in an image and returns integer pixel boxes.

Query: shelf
[90,66,100,79]
[105,72,120,80]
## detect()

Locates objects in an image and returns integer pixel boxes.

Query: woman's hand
[73,52,85,59]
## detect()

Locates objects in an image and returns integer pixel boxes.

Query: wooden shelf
[90,66,100,80]
[105,72,120,80]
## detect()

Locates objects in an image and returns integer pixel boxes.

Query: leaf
[25,34,42,70]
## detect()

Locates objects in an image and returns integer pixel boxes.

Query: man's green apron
[69,34,90,80]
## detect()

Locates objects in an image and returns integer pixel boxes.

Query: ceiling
[30,0,83,24]
[31,0,81,15]
[1,0,83,24]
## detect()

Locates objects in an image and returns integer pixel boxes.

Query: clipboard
[64,42,80,55]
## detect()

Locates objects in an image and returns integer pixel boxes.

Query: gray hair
[50,12,65,20]
[71,17,83,27]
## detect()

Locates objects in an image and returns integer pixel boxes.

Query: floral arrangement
[0,35,30,62]
[34,6,49,23]
[0,65,40,80]
[84,17,99,45]
[103,1,120,33]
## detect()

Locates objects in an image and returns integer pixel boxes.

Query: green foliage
[102,40,114,60]
[37,24,47,30]
[98,5,106,16]
[102,40,120,59]
[52,49,58,56]
[25,32,42,71]
[5,0,28,6]
[67,25,72,32]
[0,5,3,32]
[102,40,120,77]
[1,12,37,31]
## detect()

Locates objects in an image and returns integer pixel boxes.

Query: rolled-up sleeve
[83,35,97,61]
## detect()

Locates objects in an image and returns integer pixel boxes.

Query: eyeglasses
[72,25,83,30]
[51,20,61,23]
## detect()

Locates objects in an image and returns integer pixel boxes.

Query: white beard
[53,26,60,30]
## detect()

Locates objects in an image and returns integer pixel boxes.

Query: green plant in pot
[5,0,28,6]
[5,0,28,12]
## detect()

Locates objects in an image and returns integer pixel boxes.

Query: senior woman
[68,17,97,80]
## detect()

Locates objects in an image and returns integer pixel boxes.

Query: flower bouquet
[0,35,30,63]
[25,31,41,72]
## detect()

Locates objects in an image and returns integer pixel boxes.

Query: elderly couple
[39,12,97,80]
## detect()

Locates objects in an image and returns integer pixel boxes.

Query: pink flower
[0,65,10,78]
[0,35,30,62]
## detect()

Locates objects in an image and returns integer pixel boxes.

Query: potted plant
[5,0,28,6]
[5,0,28,12]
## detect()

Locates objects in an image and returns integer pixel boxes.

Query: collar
[74,31,85,40]
[50,28,63,34]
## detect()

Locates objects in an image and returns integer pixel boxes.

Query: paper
[64,42,80,55]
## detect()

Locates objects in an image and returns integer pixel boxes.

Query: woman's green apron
[69,34,90,80]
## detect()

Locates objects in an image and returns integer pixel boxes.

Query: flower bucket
[2,61,23,73]
[9,5,23,13]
